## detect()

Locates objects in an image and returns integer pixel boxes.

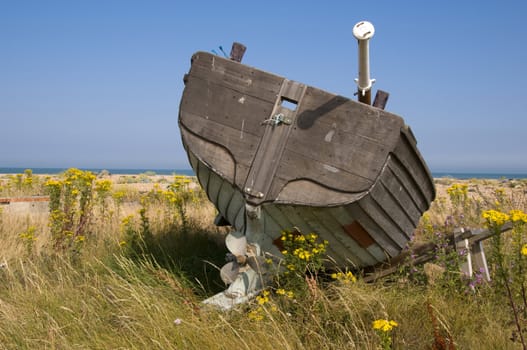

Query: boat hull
[179,51,435,268]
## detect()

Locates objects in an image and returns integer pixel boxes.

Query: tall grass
[1,171,526,349]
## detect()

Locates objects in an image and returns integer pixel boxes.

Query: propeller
[226,230,247,257]
[220,231,271,287]
[220,261,239,284]
[220,231,246,284]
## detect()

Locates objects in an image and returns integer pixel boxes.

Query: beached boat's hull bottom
[189,150,424,263]
[178,52,435,308]
[189,149,427,308]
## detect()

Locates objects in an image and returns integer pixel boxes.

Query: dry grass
[1,173,526,349]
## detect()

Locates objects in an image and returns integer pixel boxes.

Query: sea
[1,168,527,179]
[432,172,527,180]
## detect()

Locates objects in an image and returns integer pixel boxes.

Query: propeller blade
[220,261,239,284]
[226,232,247,256]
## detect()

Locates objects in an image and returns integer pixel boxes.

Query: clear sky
[1,1,526,172]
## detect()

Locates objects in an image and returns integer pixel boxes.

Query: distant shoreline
[1,168,527,180]
[432,172,527,180]
[0,168,195,177]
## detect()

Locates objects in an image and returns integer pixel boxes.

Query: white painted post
[455,227,491,284]
[353,21,376,105]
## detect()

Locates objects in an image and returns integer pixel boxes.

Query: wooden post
[230,42,246,63]
[372,90,389,110]
[455,228,474,278]
[359,90,372,105]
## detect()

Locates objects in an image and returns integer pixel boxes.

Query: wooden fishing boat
[178,46,435,307]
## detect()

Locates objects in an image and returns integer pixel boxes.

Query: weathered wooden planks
[179,51,436,269]
[179,52,429,206]
[188,52,282,103]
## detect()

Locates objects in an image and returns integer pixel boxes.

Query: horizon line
[2,166,527,175]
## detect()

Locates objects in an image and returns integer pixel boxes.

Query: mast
[353,21,375,105]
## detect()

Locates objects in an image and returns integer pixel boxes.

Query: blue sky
[1,1,526,172]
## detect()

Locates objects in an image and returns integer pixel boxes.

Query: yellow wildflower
[248,307,264,321]
[295,235,305,243]
[121,215,134,226]
[482,210,510,227]
[522,244,527,256]
[113,191,126,201]
[256,290,270,305]
[345,271,357,283]
[45,179,62,187]
[510,210,527,223]
[331,270,357,283]
[372,319,398,332]
[275,288,294,298]
[95,179,112,192]
[446,183,468,197]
